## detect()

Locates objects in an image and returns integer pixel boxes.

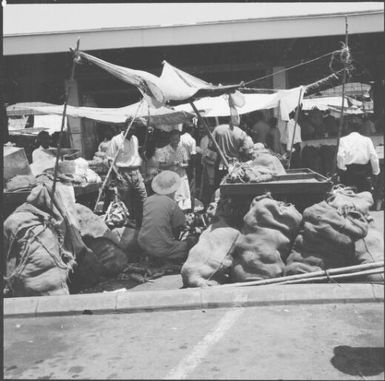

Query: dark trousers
[339,162,373,193]
[117,168,147,228]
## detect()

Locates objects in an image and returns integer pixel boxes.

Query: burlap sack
[327,186,373,216]
[284,201,369,276]
[231,194,302,282]
[181,219,240,287]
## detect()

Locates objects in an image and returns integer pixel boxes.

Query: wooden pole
[287,87,304,169]
[332,16,349,177]
[93,99,144,213]
[51,39,80,205]
[189,102,229,169]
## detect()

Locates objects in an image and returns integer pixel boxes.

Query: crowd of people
[27,107,381,267]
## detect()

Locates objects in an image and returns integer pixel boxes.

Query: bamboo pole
[331,16,349,177]
[218,261,384,288]
[278,268,384,284]
[287,87,304,169]
[51,39,80,206]
[190,102,229,169]
[93,99,144,213]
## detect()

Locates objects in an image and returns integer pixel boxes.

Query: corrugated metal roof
[4,2,384,36]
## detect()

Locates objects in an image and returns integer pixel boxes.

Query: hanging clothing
[155,143,191,210]
[280,119,302,151]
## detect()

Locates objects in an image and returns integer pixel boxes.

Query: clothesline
[245,49,342,86]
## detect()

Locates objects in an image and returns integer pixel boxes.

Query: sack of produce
[353,219,384,282]
[111,226,142,262]
[5,175,37,192]
[231,194,302,282]
[181,217,240,287]
[250,151,286,176]
[327,186,373,216]
[4,206,74,296]
[285,201,369,276]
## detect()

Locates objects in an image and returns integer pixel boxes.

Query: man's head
[123,119,137,140]
[349,119,363,134]
[182,120,194,134]
[254,111,265,122]
[169,129,181,148]
[37,131,50,149]
[151,170,182,197]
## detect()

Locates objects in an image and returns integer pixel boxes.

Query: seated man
[138,170,190,263]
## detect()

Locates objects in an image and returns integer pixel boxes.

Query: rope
[207,231,241,282]
[245,50,340,86]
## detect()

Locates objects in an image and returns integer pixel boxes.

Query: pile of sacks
[285,186,383,281]
[181,187,383,288]
[181,193,302,287]
[3,177,142,297]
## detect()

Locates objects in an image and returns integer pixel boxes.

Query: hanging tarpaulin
[174,87,304,120]
[75,52,242,107]
[77,51,166,108]
[159,61,242,104]
[19,101,194,128]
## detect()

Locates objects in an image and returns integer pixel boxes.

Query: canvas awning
[10,100,194,129]
[77,51,242,107]
[174,87,304,120]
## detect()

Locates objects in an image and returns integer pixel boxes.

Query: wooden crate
[220,168,332,197]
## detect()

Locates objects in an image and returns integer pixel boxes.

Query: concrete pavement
[4,301,384,379]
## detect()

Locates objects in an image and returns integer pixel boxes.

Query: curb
[4,283,384,318]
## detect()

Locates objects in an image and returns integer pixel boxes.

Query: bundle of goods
[3,180,87,296]
[326,185,373,216]
[284,201,369,275]
[4,174,37,192]
[103,188,131,228]
[226,161,274,184]
[43,158,101,186]
[181,200,241,287]
[75,204,139,279]
[231,194,302,282]
[250,147,286,176]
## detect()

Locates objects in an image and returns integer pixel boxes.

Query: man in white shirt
[31,131,56,175]
[337,121,380,192]
[180,121,197,183]
[280,110,302,168]
[107,121,147,228]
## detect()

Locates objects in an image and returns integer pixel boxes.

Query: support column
[81,94,99,159]
[66,79,83,154]
[272,66,288,138]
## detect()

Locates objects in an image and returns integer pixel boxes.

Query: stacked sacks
[231,194,302,282]
[181,199,241,287]
[284,201,369,275]
[3,181,87,296]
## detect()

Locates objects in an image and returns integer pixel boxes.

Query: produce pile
[226,162,274,183]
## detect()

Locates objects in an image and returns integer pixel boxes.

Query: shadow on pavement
[331,345,384,377]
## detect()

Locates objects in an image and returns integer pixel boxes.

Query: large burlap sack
[327,186,373,216]
[231,227,287,282]
[353,218,384,282]
[231,194,302,282]
[181,219,240,287]
[111,226,141,254]
[4,207,72,296]
[284,201,369,276]
[4,181,86,296]
[250,152,286,176]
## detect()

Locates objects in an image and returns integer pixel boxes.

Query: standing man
[280,110,302,168]
[107,120,147,228]
[180,120,197,184]
[250,111,270,145]
[212,114,252,187]
[337,121,380,192]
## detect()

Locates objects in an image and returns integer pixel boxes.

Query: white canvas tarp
[77,51,241,107]
[18,101,194,129]
[174,87,304,121]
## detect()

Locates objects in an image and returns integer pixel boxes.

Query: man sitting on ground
[138,171,194,264]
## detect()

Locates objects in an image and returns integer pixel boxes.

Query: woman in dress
[155,129,191,210]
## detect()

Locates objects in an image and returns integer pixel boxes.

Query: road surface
[4,302,384,380]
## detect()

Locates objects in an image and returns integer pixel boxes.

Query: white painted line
[164,297,246,380]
